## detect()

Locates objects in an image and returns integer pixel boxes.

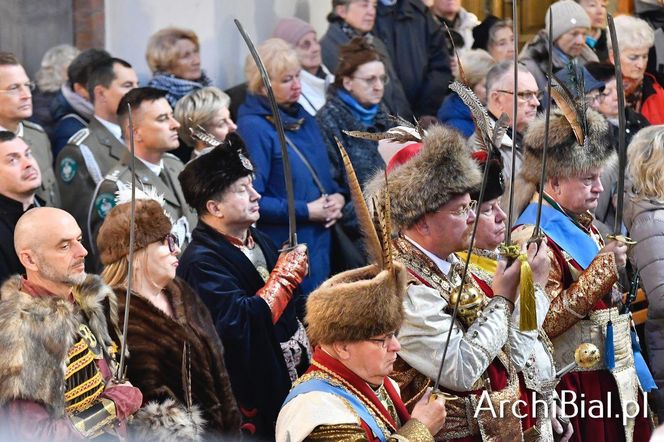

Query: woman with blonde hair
[608,15,664,124]
[174,86,237,160]
[237,38,345,296]
[624,125,664,421]
[146,27,212,108]
[97,196,241,439]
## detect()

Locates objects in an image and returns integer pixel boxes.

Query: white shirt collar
[95,116,122,141]
[137,157,163,176]
[0,122,23,137]
[403,235,458,275]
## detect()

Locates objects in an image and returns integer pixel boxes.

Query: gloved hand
[257,244,308,323]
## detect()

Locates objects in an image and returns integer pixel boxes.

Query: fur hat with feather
[306,139,407,347]
[364,124,482,230]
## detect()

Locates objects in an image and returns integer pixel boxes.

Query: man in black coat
[176,134,310,440]
[374,0,453,117]
[0,131,42,285]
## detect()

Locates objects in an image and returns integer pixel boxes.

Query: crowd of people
[1,0,664,440]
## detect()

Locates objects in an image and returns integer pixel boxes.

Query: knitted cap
[272,17,316,47]
[546,0,591,42]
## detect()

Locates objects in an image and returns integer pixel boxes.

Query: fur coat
[112,278,241,439]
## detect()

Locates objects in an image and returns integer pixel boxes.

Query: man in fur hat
[276,138,446,441]
[364,125,550,441]
[512,107,652,441]
[0,207,142,440]
[176,136,310,440]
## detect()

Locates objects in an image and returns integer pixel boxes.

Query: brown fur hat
[97,199,172,265]
[305,262,408,346]
[364,125,482,229]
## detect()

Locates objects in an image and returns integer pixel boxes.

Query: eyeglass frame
[352,74,390,87]
[495,89,542,102]
[366,331,398,349]
[438,199,478,218]
[0,81,36,96]
[163,233,179,253]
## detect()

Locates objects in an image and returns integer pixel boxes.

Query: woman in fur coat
[97,197,241,440]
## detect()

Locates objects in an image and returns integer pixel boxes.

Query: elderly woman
[146,27,212,108]
[97,198,241,439]
[237,38,345,295]
[577,0,609,61]
[486,19,516,62]
[624,125,664,422]
[272,17,334,116]
[437,49,496,137]
[174,86,237,160]
[608,15,664,124]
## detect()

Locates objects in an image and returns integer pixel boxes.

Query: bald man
[0,207,142,440]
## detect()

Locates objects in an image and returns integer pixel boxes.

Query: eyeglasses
[163,233,179,253]
[0,81,35,96]
[353,74,390,87]
[586,94,601,104]
[496,89,542,102]
[440,200,477,218]
[367,331,398,349]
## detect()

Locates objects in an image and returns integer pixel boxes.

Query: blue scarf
[148,71,213,108]
[337,89,379,127]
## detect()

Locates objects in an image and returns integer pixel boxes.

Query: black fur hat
[178,132,254,215]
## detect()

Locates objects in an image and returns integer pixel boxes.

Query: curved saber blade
[504,0,519,244]
[234,19,297,247]
[431,149,494,394]
[116,103,136,380]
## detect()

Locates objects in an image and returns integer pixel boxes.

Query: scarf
[60,84,94,120]
[337,89,379,127]
[148,71,213,107]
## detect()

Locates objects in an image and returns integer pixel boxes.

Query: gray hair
[485,61,531,95]
[35,44,80,92]
[459,49,496,89]
[607,15,655,52]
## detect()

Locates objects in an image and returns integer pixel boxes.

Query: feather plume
[442,22,467,86]
[115,181,166,207]
[492,113,510,149]
[336,137,383,268]
[550,77,584,145]
[188,122,222,147]
[449,81,493,151]
[343,125,423,144]
[371,172,394,272]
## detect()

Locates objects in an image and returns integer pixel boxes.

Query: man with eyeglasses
[320,0,413,118]
[0,52,60,208]
[364,125,548,440]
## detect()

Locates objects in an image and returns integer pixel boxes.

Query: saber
[555,343,600,378]
[234,19,298,248]
[606,14,635,247]
[116,103,136,381]
[504,0,519,242]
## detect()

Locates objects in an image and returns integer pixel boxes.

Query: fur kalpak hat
[305,141,407,347]
[364,125,482,229]
[97,199,172,265]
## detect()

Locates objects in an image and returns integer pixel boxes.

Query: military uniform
[88,151,197,268]
[56,117,126,243]
[20,121,60,207]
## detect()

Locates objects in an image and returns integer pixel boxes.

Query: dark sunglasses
[163,233,179,253]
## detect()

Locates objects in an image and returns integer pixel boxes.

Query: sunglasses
[163,233,179,253]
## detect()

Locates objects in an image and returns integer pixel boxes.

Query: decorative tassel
[518,253,537,331]
[605,320,616,370]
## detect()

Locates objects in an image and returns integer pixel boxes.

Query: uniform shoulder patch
[67,128,90,146]
[59,156,78,183]
[22,120,45,132]
[94,192,116,219]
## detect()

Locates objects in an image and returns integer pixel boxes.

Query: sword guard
[526,232,545,250]
[607,234,637,246]
[498,242,520,266]
[429,390,459,403]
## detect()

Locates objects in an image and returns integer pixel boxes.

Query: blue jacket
[50,91,88,157]
[237,94,341,295]
[437,92,475,137]
[177,223,304,438]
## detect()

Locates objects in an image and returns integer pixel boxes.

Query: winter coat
[638,73,664,125]
[375,0,453,117]
[519,29,599,92]
[320,20,413,118]
[437,91,474,137]
[237,94,341,295]
[177,223,307,439]
[624,183,664,418]
[636,0,664,86]
[112,278,241,438]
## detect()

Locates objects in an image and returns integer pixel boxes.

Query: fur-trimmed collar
[0,275,118,417]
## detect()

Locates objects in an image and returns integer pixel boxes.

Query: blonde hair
[459,49,496,89]
[146,27,200,73]
[244,38,300,95]
[101,258,129,289]
[35,44,80,92]
[607,15,655,52]
[174,86,231,145]
[627,125,664,200]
